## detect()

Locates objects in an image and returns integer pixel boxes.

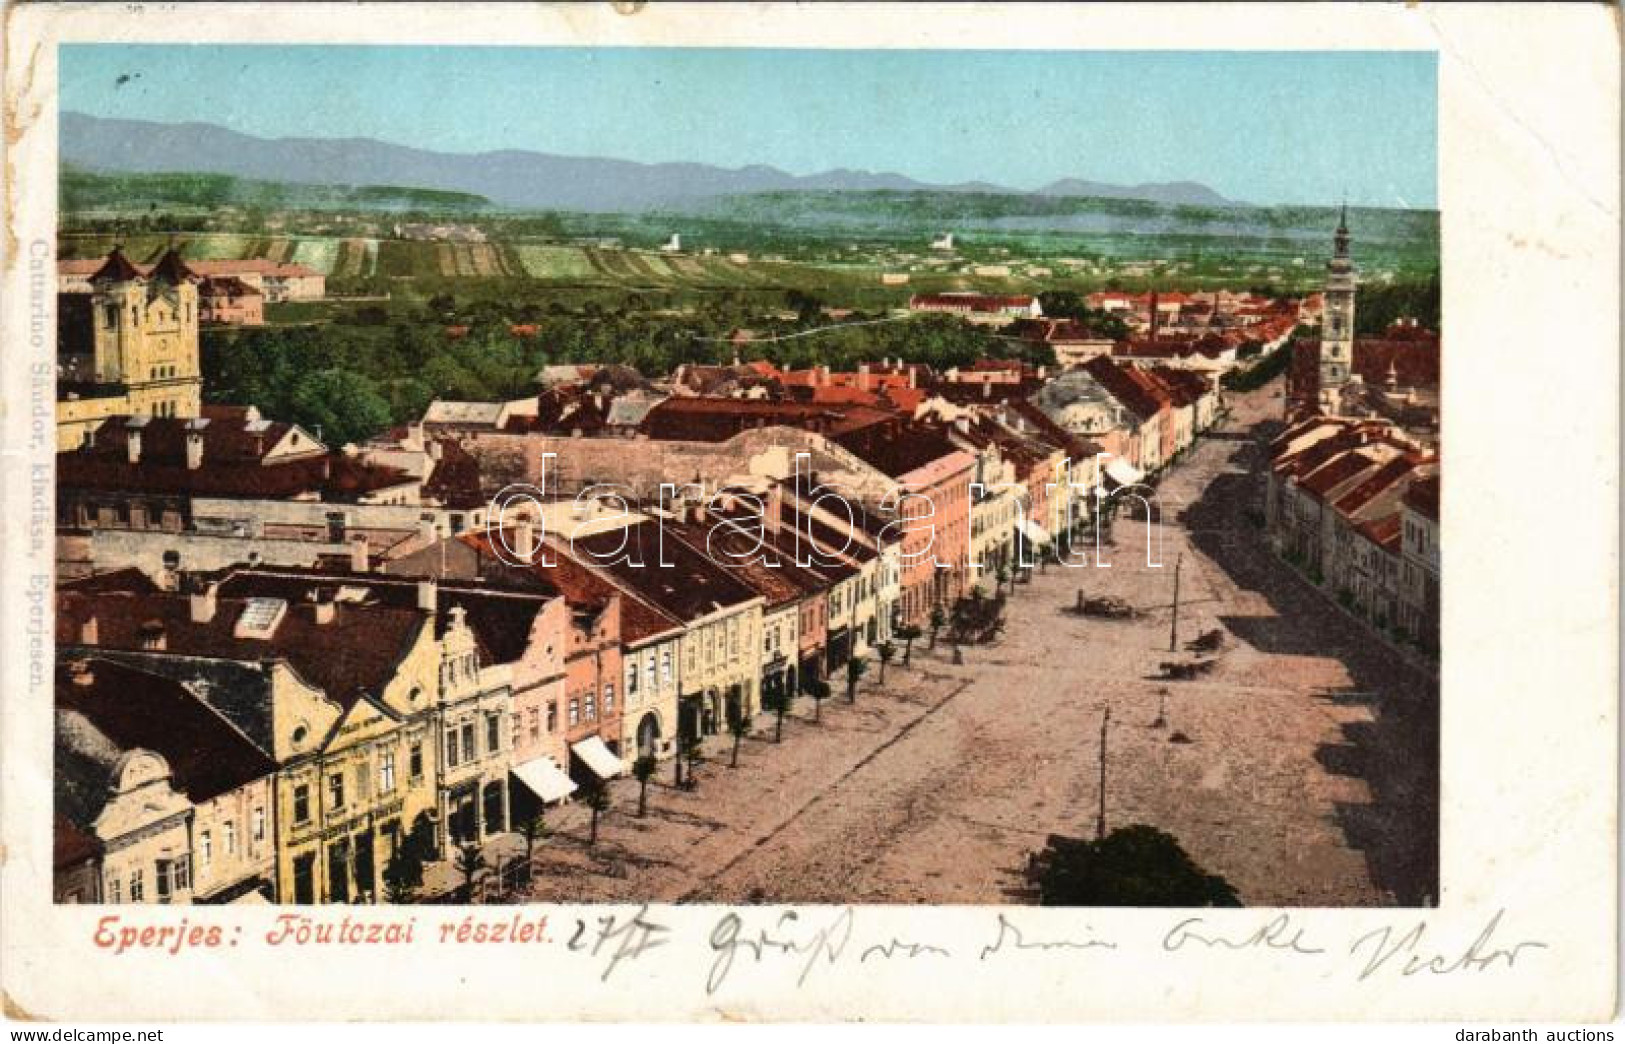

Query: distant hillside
[667,189,1437,248]
[62,111,1237,212]
[60,166,491,213]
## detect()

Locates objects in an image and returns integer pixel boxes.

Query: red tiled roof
[148,248,197,285]
[909,293,1035,312]
[1288,336,1441,406]
[1356,513,1403,551]
[639,397,893,443]
[423,437,487,509]
[58,586,426,709]
[563,520,763,623]
[1081,356,1164,421]
[61,415,415,500]
[54,813,101,869]
[198,275,262,298]
[832,418,971,480]
[1299,449,1384,498]
[1403,474,1440,521]
[57,657,276,803]
[213,567,554,668]
[90,248,144,283]
[460,528,683,646]
[1333,454,1427,515]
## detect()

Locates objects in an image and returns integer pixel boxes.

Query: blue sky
[61,46,1437,208]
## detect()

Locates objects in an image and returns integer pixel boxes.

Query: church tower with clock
[1319,205,1357,408]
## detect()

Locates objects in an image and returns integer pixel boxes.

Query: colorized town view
[52,47,1439,908]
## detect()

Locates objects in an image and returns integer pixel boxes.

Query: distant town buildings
[907,292,1042,325]
[59,256,325,303]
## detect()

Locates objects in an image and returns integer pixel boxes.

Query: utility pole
[1169,552,1184,652]
[1095,705,1111,841]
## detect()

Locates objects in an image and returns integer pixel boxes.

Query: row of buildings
[51,239,1251,905]
[1263,210,1441,655]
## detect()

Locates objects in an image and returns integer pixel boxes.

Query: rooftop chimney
[350,535,370,573]
[185,430,204,470]
[514,519,536,561]
[765,483,784,535]
[417,579,438,613]
[311,590,336,625]
[417,517,437,545]
[79,615,98,646]
[126,428,142,464]
[188,582,219,624]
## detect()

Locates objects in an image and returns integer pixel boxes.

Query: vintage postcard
[0,1,1617,1025]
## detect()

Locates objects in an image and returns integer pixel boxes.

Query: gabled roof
[60,414,415,501]
[148,247,198,286]
[832,419,971,480]
[1403,474,1440,521]
[562,519,762,623]
[90,248,144,284]
[1081,355,1164,421]
[461,530,684,646]
[57,657,275,805]
[638,397,893,443]
[212,567,555,668]
[57,584,426,710]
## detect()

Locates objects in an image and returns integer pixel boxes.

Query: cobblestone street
[524,381,1438,907]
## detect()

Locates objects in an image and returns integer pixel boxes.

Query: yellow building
[57,247,203,450]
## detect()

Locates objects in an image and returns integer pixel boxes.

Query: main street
[523,380,1438,907]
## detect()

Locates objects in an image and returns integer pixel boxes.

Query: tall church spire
[1318,208,1358,412]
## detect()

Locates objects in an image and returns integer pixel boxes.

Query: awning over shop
[571,736,627,781]
[1105,458,1146,488]
[511,755,578,803]
[1022,520,1051,545]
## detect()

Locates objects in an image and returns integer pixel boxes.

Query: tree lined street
[511,379,1436,906]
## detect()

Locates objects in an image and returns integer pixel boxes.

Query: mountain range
[61,111,1238,213]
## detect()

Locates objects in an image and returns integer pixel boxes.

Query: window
[409,742,424,780]
[626,661,638,695]
[527,708,539,740]
[546,702,558,732]
[486,714,500,754]
[252,807,265,843]
[660,650,671,683]
[379,751,396,794]
[173,855,190,892]
[129,869,144,903]
[327,772,345,810]
[445,728,460,768]
[460,723,475,762]
[355,762,371,803]
[568,699,580,727]
[107,876,121,903]
[585,692,596,721]
[199,831,212,868]
[293,784,311,825]
[647,659,657,691]
[603,683,614,714]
